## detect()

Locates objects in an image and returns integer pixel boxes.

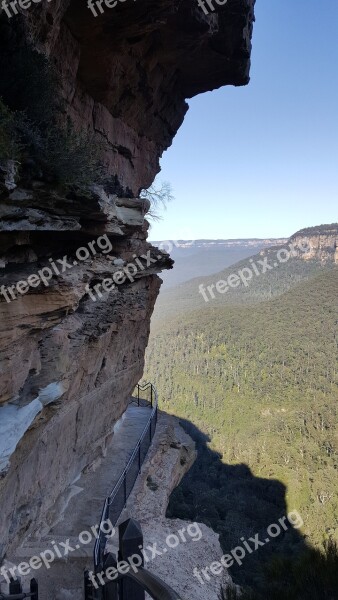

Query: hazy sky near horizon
[149,0,338,241]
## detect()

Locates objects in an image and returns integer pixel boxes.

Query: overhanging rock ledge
[0,0,255,560]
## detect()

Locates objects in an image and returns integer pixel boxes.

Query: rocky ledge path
[2,408,234,600]
[2,400,152,600]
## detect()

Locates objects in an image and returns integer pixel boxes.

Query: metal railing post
[103,554,119,600]
[119,519,145,600]
[9,580,22,595]
[30,578,39,600]
[96,520,184,600]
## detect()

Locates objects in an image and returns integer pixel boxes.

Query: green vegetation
[140,180,174,221]
[0,21,106,189]
[290,223,338,237]
[144,250,338,596]
[0,99,22,160]
[151,253,332,325]
[223,539,338,599]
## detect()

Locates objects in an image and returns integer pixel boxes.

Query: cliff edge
[0,0,255,560]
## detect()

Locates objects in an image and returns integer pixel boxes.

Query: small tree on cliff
[140,180,174,221]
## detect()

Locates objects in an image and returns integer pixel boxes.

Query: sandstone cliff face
[24,0,255,193]
[0,0,255,560]
[0,171,172,558]
[290,224,338,264]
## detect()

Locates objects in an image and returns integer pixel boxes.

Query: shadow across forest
[166,418,338,599]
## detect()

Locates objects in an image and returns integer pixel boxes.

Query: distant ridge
[151,222,337,321]
[290,222,338,238]
[150,238,289,289]
[151,238,288,248]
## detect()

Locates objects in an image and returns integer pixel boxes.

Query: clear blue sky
[150,0,338,241]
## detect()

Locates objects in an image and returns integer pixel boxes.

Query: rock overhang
[22,0,255,192]
[0,0,255,559]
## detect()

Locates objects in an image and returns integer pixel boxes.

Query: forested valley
[144,238,338,598]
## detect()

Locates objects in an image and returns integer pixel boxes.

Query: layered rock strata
[290,223,338,264]
[0,169,172,558]
[0,0,255,560]
[24,0,255,193]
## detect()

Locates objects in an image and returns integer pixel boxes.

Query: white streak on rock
[0,382,64,473]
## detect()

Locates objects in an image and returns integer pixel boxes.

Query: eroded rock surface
[290,223,338,264]
[119,412,233,600]
[0,176,172,557]
[0,0,255,561]
[23,0,255,193]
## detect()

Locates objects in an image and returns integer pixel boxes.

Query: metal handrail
[136,382,155,407]
[108,390,158,505]
[94,383,158,571]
